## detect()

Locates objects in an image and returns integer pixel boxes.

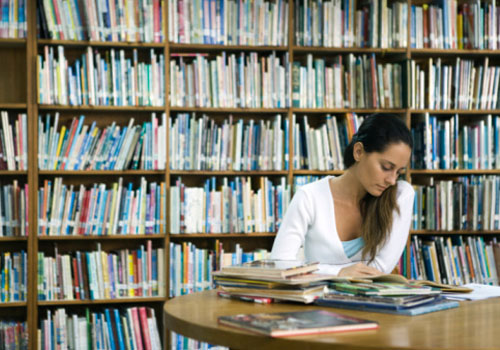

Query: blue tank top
[342,236,365,258]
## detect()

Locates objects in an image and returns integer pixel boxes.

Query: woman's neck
[331,168,367,204]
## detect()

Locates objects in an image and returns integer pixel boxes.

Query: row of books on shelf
[410,235,500,286]
[38,46,165,106]
[411,1,500,50]
[170,113,287,171]
[39,307,161,350]
[170,332,228,350]
[412,114,500,170]
[169,0,289,46]
[292,54,403,109]
[170,176,290,234]
[170,52,289,108]
[0,320,27,349]
[38,113,166,170]
[411,58,500,110]
[0,112,27,171]
[412,176,500,231]
[0,250,26,302]
[0,180,28,237]
[0,0,25,39]
[293,113,361,171]
[169,240,270,297]
[38,177,166,236]
[37,242,165,301]
[38,0,164,43]
[295,0,407,48]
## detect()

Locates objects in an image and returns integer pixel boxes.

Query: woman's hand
[338,263,383,277]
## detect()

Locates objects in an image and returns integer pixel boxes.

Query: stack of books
[316,274,471,316]
[213,260,331,304]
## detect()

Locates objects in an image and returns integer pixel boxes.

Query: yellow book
[107,181,119,235]
[101,251,110,299]
[457,14,463,50]
[54,126,66,170]
[128,252,135,297]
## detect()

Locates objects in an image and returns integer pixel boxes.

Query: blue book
[316,296,459,316]
[113,309,125,350]
[104,309,116,350]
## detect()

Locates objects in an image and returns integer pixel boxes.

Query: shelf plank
[411,230,500,235]
[0,170,28,175]
[169,43,288,52]
[410,48,500,56]
[292,46,407,54]
[292,108,407,114]
[0,38,26,47]
[38,234,166,240]
[38,104,165,112]
[293,170,343,175]
[410,169,500,175]
[38,297,165,306]
[170,233,276,238]
[411,109,500,114]
[39,170,165,176]
[0,236,28,242]
[37,39,164,48]
[0,103,27,109]
[170,170,288,176]
[0,302,27,308]
[169,106,287,113]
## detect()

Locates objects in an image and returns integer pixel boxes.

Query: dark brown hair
[343,115,412,262]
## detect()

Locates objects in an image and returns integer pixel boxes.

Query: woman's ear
[353,142,364,162]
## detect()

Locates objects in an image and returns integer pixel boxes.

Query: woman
[271,114,414,276]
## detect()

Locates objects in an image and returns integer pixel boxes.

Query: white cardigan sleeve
[367,182,415,274]
[270,188,313,260]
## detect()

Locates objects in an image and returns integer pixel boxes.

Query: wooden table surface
[164,290,500,350]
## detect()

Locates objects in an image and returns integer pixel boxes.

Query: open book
[328,274,473,293]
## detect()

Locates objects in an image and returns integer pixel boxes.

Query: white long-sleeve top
[271,176,415,275]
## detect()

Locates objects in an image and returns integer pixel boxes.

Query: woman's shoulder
[396,180,415,199]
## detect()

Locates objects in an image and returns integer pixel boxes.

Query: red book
[129,307,144,350]
[138,307,152,350]
[72,257,80,300]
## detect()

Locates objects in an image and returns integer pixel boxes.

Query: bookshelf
[0,0,499,348]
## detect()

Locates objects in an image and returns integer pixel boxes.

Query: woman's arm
[368,182,415,274]
[270,188,313,260]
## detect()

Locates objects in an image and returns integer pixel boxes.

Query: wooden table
[164,290,500,350]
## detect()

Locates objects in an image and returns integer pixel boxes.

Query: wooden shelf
[0,301,27,308]
[38,104,165,112]
[170,170,288,176]
[411,230,500,235]
[0,103,27,109]
[0,170,28,175]
[39,170,165,176]
[293,170,343,175]
[37,39,165,49]
[169,43,288,52]
[292,46,407,55]
[292,108,407,114]
[0,236,28,242]
[169,106,287,113]
[0,38,26,47]
[410,48,500,56]
[410,109,500,115]
[38,297,165,306]
[410,169,500,175]
[38,234,166,241]
[170,233,276,238]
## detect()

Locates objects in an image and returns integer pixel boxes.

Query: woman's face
[353,141,411,197]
